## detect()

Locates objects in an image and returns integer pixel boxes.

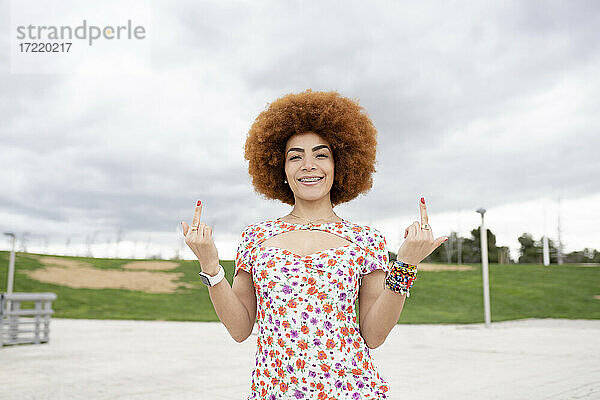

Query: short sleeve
[234,225,256,277]
[360,227,390,276]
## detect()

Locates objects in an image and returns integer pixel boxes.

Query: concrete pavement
[1,318,599,399]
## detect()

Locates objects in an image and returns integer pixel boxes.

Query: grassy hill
[0,251,598,323]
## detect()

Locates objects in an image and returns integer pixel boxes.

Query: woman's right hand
[181,201,220,275]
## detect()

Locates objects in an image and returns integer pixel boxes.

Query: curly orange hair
[244,89,379,206]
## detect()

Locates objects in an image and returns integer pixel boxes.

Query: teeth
[299,177,322,182]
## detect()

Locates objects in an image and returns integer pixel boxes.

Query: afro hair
[244,89,379,206]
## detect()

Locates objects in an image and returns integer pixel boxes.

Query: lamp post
[476,209,491,327]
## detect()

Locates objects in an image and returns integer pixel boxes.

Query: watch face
[199,274,211,286]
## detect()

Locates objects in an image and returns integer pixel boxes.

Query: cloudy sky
[1,0,599,261]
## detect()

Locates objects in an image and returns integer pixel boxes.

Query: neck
[290,194,337,220]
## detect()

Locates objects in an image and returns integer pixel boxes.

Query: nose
[301,157,317,171]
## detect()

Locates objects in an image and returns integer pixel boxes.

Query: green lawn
[1,251,598,323]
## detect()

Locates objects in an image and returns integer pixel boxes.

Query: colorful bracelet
[385,260,418,297]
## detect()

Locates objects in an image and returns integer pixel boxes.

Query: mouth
[297,176,324,185]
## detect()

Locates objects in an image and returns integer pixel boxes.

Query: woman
[181,90,447,399]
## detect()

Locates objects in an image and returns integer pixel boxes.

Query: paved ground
[1,318,599,399]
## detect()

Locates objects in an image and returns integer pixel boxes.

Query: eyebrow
[286,144,331,155]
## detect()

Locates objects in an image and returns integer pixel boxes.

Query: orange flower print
[268,281,276,288]
[326,339,335,348]
[320,364,331,372]
[328,258,337,266]
[300,325,309,334]
[290,376,298,384]
[285,347,295,357]
[316,329,324,336]
[282,320,290,329]
[298,340,308,350]
[318,391,327,399]
[295,359,306,369]
[337,311,346,321]
[340,326,349,335]
[307,286,318,295]
[306,304,313,312]
[317,292,327,300]
[308,277,316,285]
[279,382,288,392]
[278,306,286,316]
[351,368,363,375]
[323,303,333,313]
[317,350,327,360]
[357,351,363,361]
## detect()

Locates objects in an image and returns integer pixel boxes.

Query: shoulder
[343,220,385,239]
[239,219,278,241]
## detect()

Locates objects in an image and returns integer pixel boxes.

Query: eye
[316,154,328,158]
[289,155,301,160]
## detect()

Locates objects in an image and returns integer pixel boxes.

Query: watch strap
[198,264,225,287]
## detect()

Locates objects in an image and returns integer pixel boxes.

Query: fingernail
[420,197,425,204]
[197,200,202,206]
[444,238,448,242]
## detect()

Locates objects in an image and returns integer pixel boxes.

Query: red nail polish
[197,200,202,206]
[420,197,425,204]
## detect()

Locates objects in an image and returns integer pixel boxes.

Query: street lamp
[476,209,491,327]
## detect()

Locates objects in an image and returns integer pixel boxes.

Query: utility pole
[457,209,462,264]
[476,208,491,327]
[557,197,564,265]
[542,201,550,266]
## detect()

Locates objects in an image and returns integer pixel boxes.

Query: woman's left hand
[396,197,448,265]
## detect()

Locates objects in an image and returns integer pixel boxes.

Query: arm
[181,203,257,343]
[205,266,257,343]
[358,269,406,349]
[359,197,448,349]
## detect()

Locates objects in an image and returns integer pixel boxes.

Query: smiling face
[284,132,335,203]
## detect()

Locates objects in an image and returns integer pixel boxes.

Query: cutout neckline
[260,218,354,258]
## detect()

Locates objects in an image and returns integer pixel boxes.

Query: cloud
[1,0,599,258]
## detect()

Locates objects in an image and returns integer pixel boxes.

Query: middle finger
[419,197,429,226]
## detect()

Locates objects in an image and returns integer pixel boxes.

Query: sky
[1,0,599,261]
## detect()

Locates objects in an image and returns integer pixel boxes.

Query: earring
[284,179,288,184]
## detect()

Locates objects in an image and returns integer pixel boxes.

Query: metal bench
[0,292,57,347]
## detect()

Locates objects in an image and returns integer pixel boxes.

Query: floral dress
[234,218,391,400]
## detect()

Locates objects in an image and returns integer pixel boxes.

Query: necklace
[287,211,341,226]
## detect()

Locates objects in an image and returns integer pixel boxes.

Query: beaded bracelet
[385,260,418,297]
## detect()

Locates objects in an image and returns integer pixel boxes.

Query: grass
[0,251,598,324]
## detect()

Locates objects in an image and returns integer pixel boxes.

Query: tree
[518,233,539,263]
[564,248,600,263]
[517,233,559,264]
[424,227,508,263]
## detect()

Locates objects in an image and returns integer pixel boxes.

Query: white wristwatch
[198,265,225,287]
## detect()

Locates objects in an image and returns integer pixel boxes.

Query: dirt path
[22,256,193,294]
